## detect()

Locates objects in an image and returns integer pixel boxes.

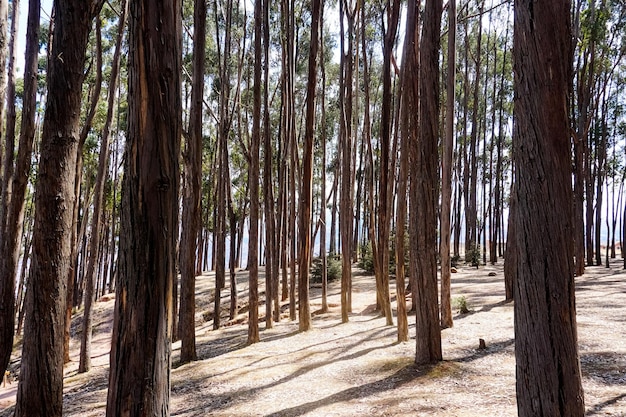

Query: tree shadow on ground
[173,338,398,415]
[261,364,430,417]
[580,351,626,386]
[586,393,626,416]
[172,362,427,417]
[453,338,515,363]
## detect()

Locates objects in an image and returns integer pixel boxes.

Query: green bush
[453,296,470,314]
[467,244,481,268]
[358,243,375,274]
[311,254,342,283]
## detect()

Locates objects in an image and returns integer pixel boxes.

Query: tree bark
[80,9,124,373]
[248,0,262,343]
[15,1,103,415]
[413,0,442,365]
[298,0,322,332]
[378,0,400,327]
[105,0,181,414]
[179,0,205,364]
[339,0,354,324]
[439,0,455,330]
[0,0,21,375]
[512,1,584,415]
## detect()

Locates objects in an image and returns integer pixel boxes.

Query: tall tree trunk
[79,11,123,373]
[15,1,103,415]
[105,0,180,414]
[492,19,509,265]
[319,6,328,313]
[299,0,322,332]
[248,0,262,343]
[0,0,8,175]
[262,0,277,327]
[413,0,442,366]
[439,0,455,330]
[466,0,484,260]
[213,0,234,331]
[0,0,37,377]
[378,0,400,327]
[179,0,205,364]
[512,1,584,415]
[395,0,420,343]
[339,0,355,324]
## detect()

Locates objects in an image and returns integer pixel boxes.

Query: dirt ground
[1,258,625,416]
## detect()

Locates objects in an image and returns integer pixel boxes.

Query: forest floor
[1,258,625,416]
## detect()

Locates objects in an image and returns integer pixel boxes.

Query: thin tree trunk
[80,6,126,372]
[248,0,262,343]
[0,0,35,377]
[179,0,204,364]
[378,0,400,327]
[339,0,355,324]
[319,6,328,313]
[298,0,321,332]
[439,0,455,330]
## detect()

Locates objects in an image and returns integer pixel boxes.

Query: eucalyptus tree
[248,0,262,344]
[298,0,323,332]
[339,0,357,323]
[512,1,584,414]
[376,0,400,327]
[15,0,105,415]
[179,0,205,364]
[0,0,38,378]
[106,0,181,413]
[412,0,442,365]
[439,0,456,329]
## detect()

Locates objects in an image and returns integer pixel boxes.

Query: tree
[80,2,127,373]
[339,0,355,324]
[179,0,205,364]
[396,0,419,343]
[512,1,585,415]
[0,1,22,372]
[105,0,181,413]
[377,0,400,327]
[298,0,322,332]
[15,0,104,415]
[248,0,262,344]
[439,0,456,329]
[412,0,442,365]
[0,0,7,173]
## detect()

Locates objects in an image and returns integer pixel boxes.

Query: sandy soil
[1,258,625,416]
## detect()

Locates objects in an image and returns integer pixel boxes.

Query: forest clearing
[1,260,624,417]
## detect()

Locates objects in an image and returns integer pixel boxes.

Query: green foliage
[358,242,375,274]
[453,296,470,315]
[311,254,342,284]
[467,244,481,268]
[451,254,461,268]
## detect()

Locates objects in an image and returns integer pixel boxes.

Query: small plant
[451,254,461,268]
[358,243,375,274]
[311,255,342,283]
[467,244,481,268]
[453,296,470,314]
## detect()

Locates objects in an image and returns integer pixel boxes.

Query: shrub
[311,254,342,283]
[358,243,375,274]
[467,244,481,268]
[453,296,470,314]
